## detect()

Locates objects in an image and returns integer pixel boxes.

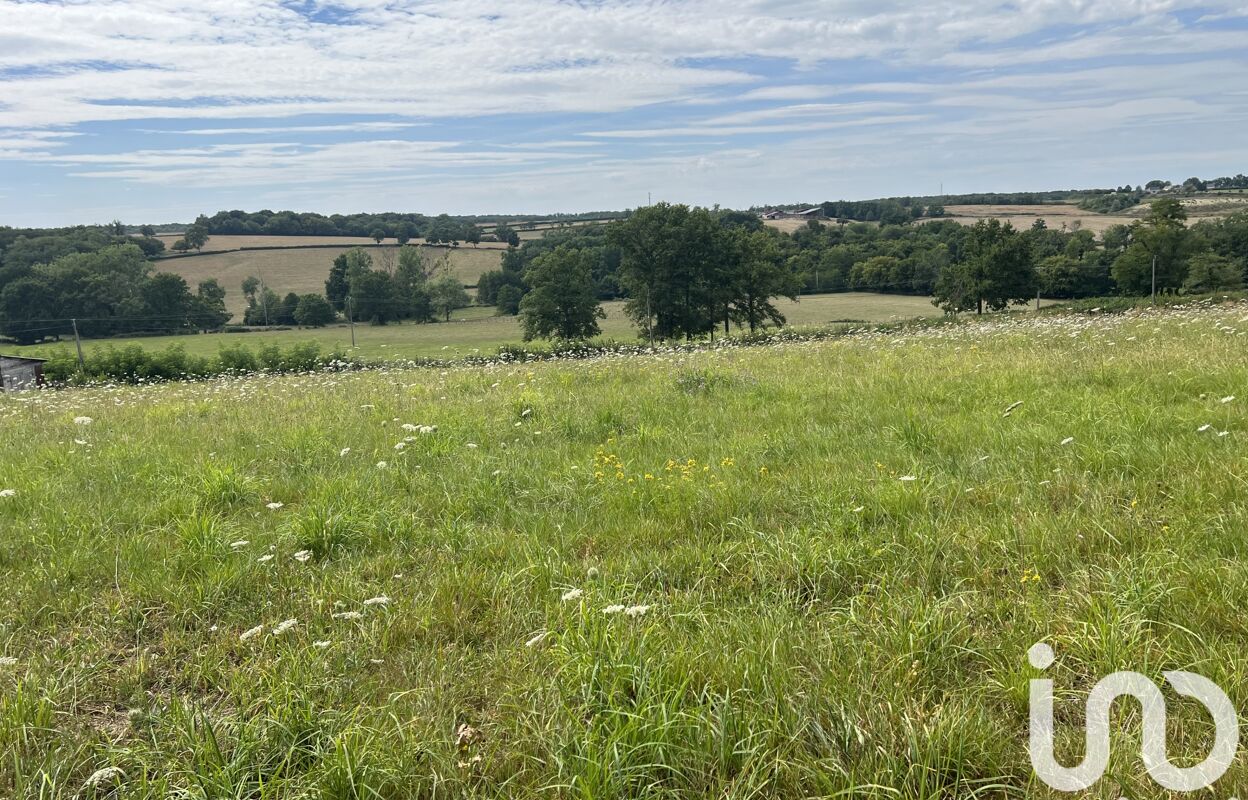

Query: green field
[2,301,1247,797]
[14,293,952,362]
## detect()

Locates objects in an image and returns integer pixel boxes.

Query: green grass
[2,301,1246,797]
[13,293,949,363]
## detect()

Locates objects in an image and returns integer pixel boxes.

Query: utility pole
[347,295,356,348]
[1151,254,1157,305]
[259,277,270,326]
[71,318,85,372]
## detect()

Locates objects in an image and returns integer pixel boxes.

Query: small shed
[0,355,47,392]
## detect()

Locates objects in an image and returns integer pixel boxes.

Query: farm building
[794,207,826,219]
[0,355,47,391]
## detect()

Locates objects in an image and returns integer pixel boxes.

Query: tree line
[0,244,230,344]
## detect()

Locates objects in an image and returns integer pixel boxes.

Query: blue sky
[0,0,1245,227]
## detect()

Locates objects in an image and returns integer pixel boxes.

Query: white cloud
[0,0,1246,222]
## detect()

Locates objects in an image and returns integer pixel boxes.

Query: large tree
[725,229,801,333]
[608,203,725,343]
[934,219,1035,314]
[517,245,605,340]
[1111,198,1195,295]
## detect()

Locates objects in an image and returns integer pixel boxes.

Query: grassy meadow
[13,293,949,363]
[2,301,1248,797]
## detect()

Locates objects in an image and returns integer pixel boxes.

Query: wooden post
[72,318,85,371]
[348,296,356,348]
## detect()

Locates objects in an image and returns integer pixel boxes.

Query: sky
[0,1,1246,227]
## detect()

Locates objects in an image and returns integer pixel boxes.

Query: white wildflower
[363,595,390,606]
[376,461,388,469]
[624,604,651,617]
[1198,424,1213,432]
[339,447,351,457]
[466,443,478,449]
[313,640,331,649]
[292,550,312,563]
[1002,401,1023,417]
[602,604,626,615]
[1060,437,1074,446]
[0,656,17,666]
[257,554,274,563]
[0,489,15,498]
[332,611,364,620]
[83,766,124,789]
[561,588,583,602]
[1219,431,1231,437]
[229,539,249,549]
[1222,395,1236,404]
[271,618,298,636]
[525,631,550,648]
[401,423,419,431]
[73,416,93,425]
[899,475,917,482]
[265,502,284,510]
[239,625,264,641]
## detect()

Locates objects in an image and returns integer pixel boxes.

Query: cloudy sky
[1,0,1246,226]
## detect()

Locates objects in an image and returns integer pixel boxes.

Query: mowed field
[15,293,950,362]
[158,244,506,318]
[3,303,1248,797]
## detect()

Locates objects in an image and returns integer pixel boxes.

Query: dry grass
[159,245,506,318]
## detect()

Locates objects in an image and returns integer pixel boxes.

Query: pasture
[2,301,1247,797]
[12,293,948,363]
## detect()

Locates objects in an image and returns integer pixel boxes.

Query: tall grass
[1,302,1247,797]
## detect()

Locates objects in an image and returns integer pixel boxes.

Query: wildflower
[852,505,865,513]
[0,489,15,498]
[73,416,93,425]
[229,539,249,549]
[561,588,584,602]
[340,447,351,457]
[394,442,406,451]
[271,618,298,636]
[466,443,478,449]
[624,604,651,617]
[332,611,364,620]
[363,595,390,606]
[602,604,626,614]
[240,625,264,641]
[1219,430,1231,437]
[292,550,312,563]
[83,767,124,789]
[401,423,419,431]
[0,656,17,666]
[1222,395,1236,404]
[456,723,480,747]
[1198,424,1213,432]
[376,461,388,469]
[313,640,331,648]
[758,466,769,476]
[899,475,917,482]
[257,554,274,563]
[525,631,550,648]
[266,502,284,510]
[1060,437,1074,446]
